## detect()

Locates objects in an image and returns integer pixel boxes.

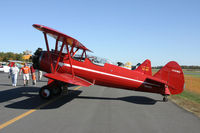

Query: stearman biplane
[32,24,184,102]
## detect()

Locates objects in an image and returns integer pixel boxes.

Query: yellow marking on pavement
[74,86,82,90]
[0,86,81,130]
[0,109,36,130]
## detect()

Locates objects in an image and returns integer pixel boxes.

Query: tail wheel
[163,96,168,102]
[39,85,52,99]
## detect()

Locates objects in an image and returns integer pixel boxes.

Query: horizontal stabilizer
[44,73,92,87]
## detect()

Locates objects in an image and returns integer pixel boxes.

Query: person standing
[30,65,36,85]
[20,63,31,86]
[9,63,19,86]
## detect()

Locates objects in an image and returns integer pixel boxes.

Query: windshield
[87,55,116,66]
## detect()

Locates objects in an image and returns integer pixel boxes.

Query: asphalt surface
[0,72,200,133]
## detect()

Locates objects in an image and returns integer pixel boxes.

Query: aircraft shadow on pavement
[77,96,158,105]
[5,90,83,110]
[4,88,159,110]
[0,83,13,86]
[0,86,40,103]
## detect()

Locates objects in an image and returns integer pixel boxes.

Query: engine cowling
[32,48,43,70]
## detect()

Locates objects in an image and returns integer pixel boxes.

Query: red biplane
[32,24,184,102]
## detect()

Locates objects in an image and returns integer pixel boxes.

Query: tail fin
[135,59,152,76]
[154,61,184,95]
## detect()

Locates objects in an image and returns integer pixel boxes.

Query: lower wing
[44,73,93,87]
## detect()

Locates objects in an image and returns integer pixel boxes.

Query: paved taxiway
[0,72,200,133]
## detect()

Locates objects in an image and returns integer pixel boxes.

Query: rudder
[154,61,184,95]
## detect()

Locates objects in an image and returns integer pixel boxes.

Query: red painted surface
[33,24,185,96]
[154,61,184,94]
[44,72,92,87]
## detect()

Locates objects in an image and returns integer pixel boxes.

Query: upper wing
[44,73,93,87]
[32,24,92,52]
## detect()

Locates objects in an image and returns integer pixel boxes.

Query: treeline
[152,66,200,69]
[181,66,200,69]
[0,52,24,62]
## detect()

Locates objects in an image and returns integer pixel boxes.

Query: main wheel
[39,85,52,99]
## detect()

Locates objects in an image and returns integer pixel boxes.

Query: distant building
[23,55,32,60]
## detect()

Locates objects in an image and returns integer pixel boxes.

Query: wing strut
[55,36,60,53]
[65,39,75,78]
[43,32,54,72]
[54,40,65,72]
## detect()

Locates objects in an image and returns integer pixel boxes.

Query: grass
[183,69,200,78]
[184,75,200,94]
[185,74,200,78]
[153,69,200,74]
[183,69,200,73]
[170,94,200,117]
[175,90,200,104]
[152,69,200,117]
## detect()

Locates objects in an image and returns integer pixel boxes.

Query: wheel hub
[43,89,50,97]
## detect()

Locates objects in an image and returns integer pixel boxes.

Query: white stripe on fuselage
[58,62,159,87]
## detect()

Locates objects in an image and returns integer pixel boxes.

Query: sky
[0,0,199,66]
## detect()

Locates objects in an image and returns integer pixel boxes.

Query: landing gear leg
[52,82,68,96]
[39,81,68,99]
[163,86,170,102]
[61,83,68,95]
[52,86,62,96]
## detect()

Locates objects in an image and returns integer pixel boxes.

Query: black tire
[163,96,168,102]
[39,85,52,99]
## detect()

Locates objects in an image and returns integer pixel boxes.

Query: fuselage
[33,51,165,95]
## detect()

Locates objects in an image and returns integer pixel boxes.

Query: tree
[16,53,23,61]
[0,52,24,62]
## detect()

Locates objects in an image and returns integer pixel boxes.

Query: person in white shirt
[38,70,42,81]
[9,63,19,86]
